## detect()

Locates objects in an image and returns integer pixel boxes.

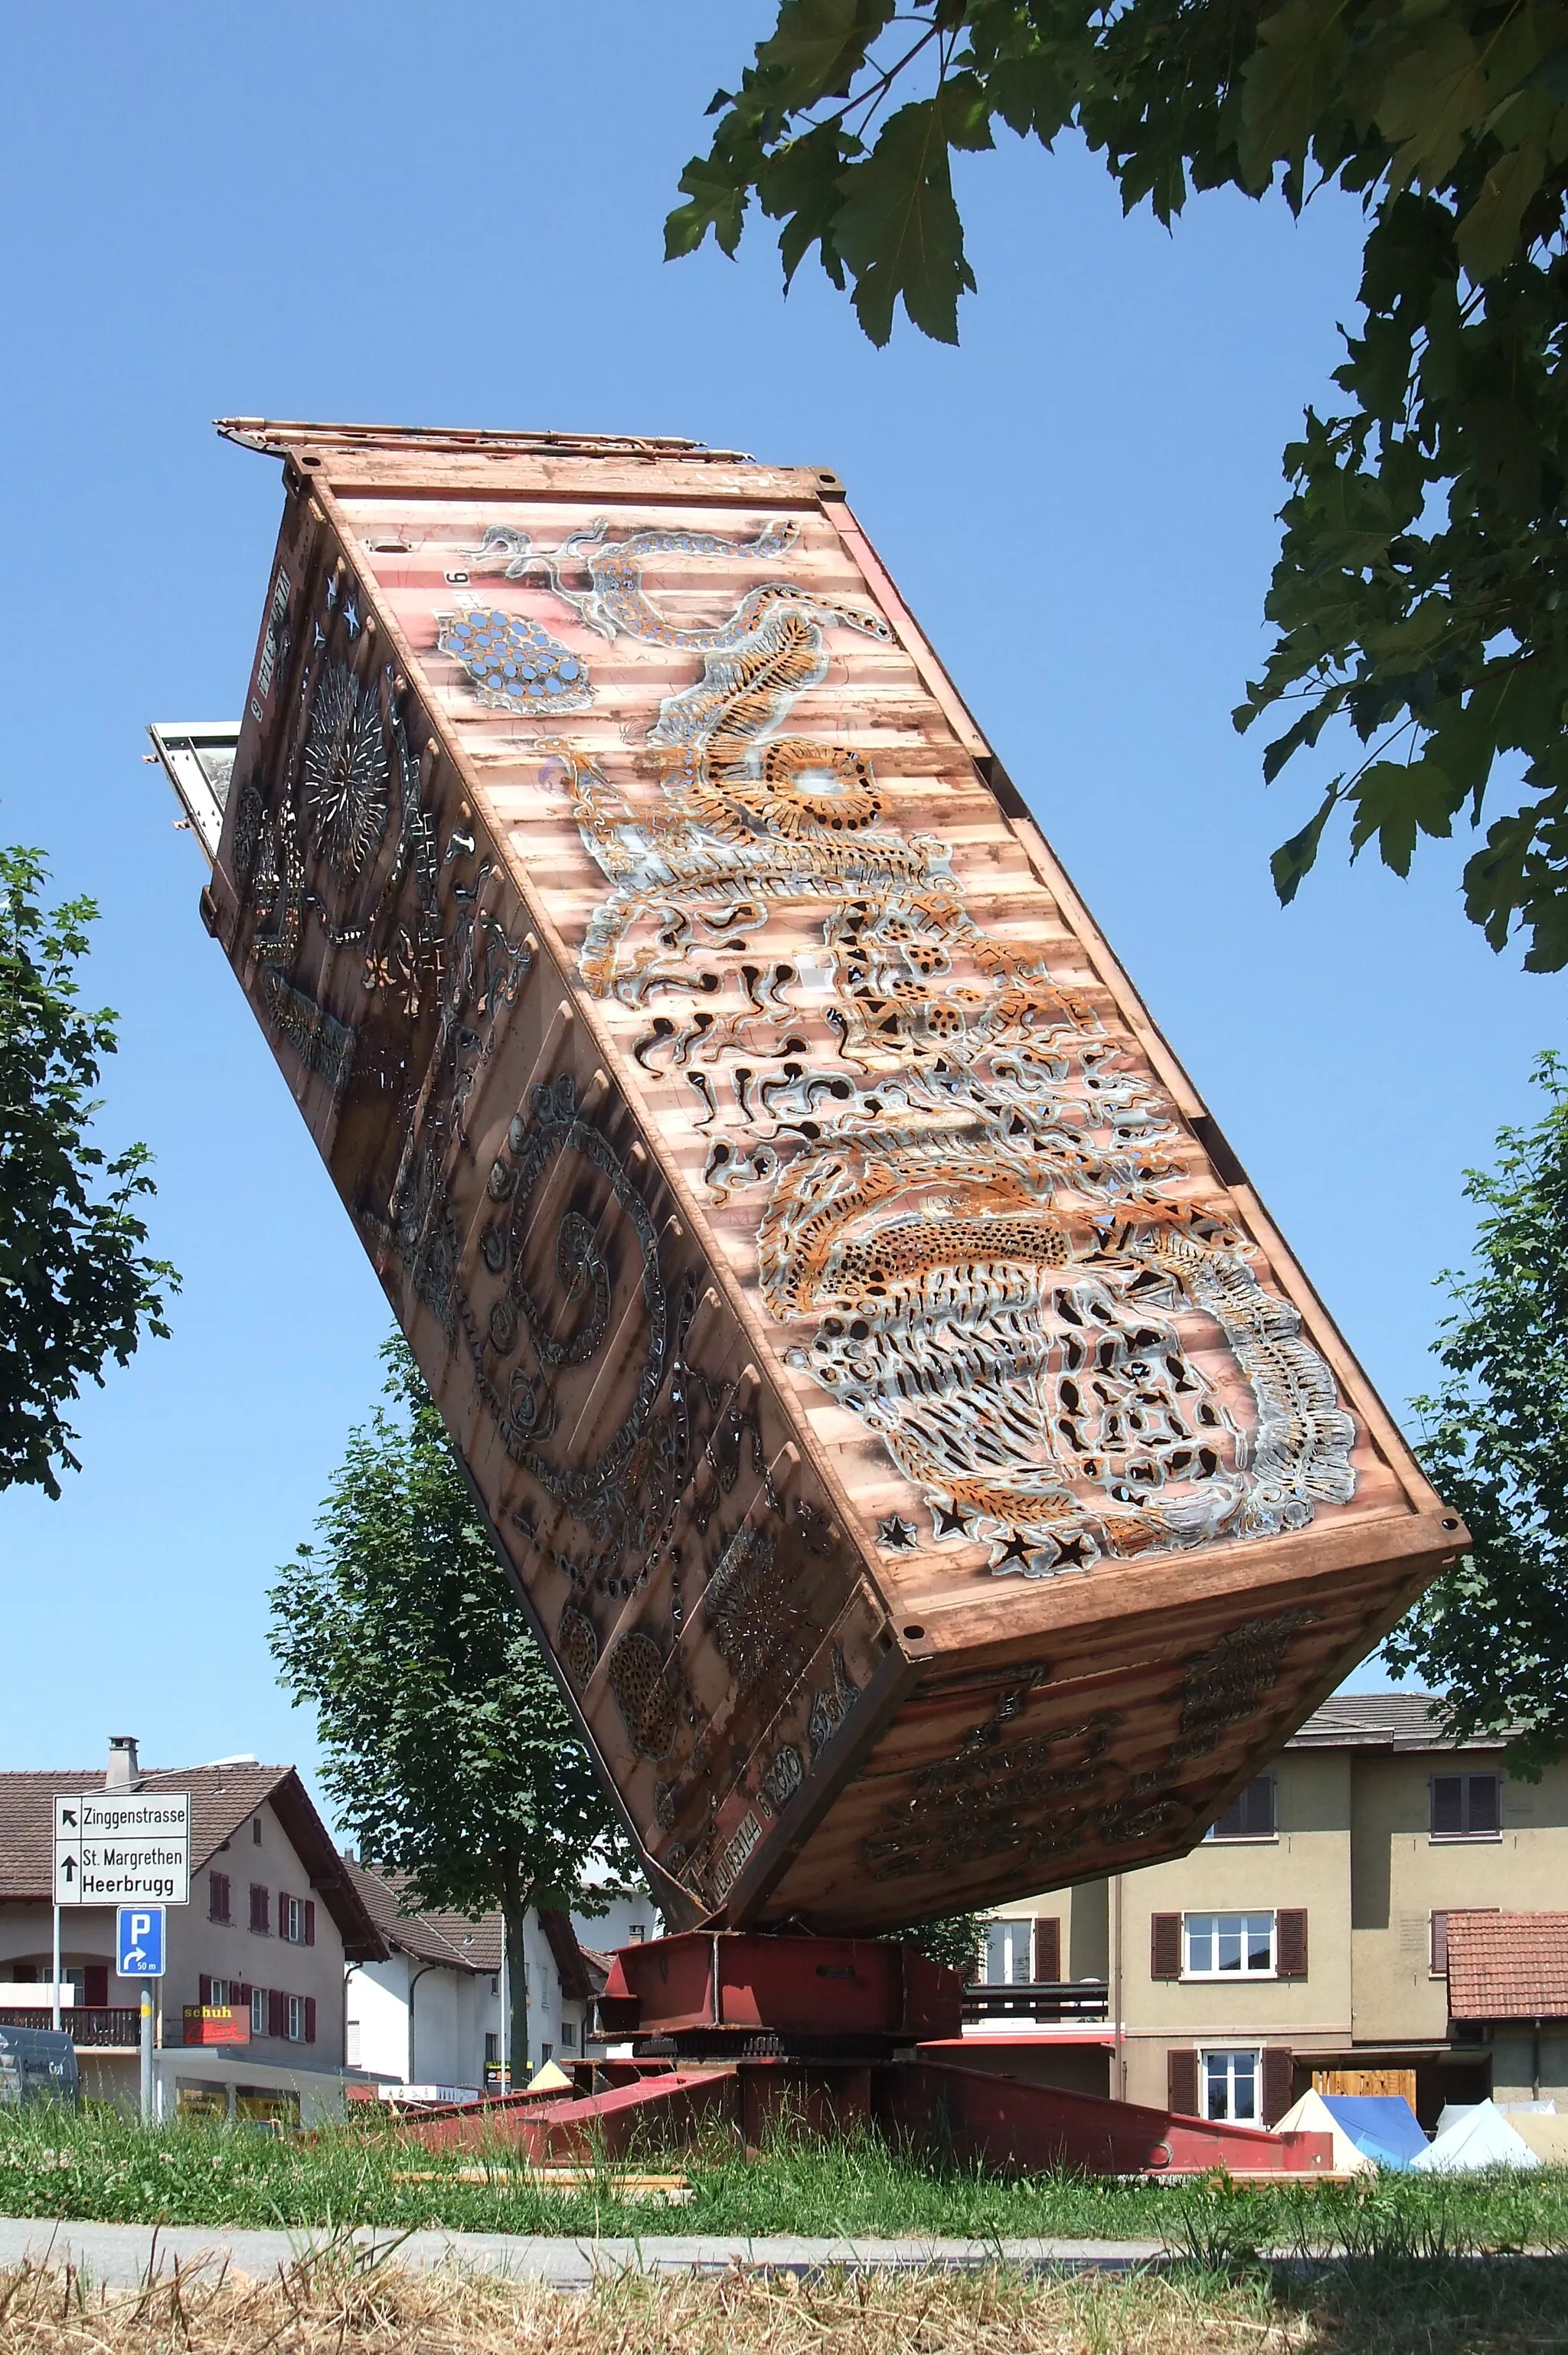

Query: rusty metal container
[160,420,1462,1936]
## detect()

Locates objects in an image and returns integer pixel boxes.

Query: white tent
[1272,2088,1376,2176]
[1412,2099,1540,2173]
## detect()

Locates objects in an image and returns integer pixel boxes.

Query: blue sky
[1,0,1557,1785]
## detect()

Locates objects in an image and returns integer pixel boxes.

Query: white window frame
[983,1918,1036,1986]
[1183,1912,1277,1979]
[209,1978,237,2007]
[280,1896,305,1944]
[1200,2046,1263,2123]
[250,1987,267,2036]
[286,1994,305,2043]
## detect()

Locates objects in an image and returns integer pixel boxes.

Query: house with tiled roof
[969,1691,1568,2130]
[340,1857,649,2093]
[0,1739,384,2121]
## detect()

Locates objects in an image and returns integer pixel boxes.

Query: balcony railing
[0,2008,141,2047]
[962,1980,1111,2024]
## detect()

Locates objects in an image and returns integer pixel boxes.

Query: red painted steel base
[399,1937,1337,2180]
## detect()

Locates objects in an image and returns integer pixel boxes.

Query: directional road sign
[54,1793,189,1906]
[116,1906,166,1976]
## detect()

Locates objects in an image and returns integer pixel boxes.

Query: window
[287,1994,305,2043]
[1184,1913,1276,1977]
[250,1987,267,2036]
[1201,2048,1261,2123]
[205,1977,239,2007]
[1206,1777,1277,1841]
[346,2020,360,2067]
[627,1925,646,1942]
[485,2032,499,2066]
[1431,1907,1501,1975]
[1430,1774,1501,1840]
[984,1919,1036,1986]
[560,2020,576,2051]
[208,1871,231,1924]
[252,1817,263,1846]
[541,2041,553,2063]
[277,1895,315,1945]
[249,1884,270,1935]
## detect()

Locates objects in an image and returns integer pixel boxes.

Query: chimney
[105,1736,141,1791]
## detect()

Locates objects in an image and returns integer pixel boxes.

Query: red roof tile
[1447,1912,1568,2020]
[341,1860,501,1971]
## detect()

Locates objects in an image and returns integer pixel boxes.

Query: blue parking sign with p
[117,1906,165,1977]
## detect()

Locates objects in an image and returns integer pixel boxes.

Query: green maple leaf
[1347,755,1455,875]
[755,0,897,106]
[832,77,993,345]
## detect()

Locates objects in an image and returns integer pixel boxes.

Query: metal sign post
[117,1909,166,2129]
[54,1796,188,2128]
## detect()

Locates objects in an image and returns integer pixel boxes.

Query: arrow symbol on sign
[60,1809,77,1827]
[59,1857,76,1883]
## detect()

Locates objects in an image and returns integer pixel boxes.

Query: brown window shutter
[1276,1909,1308,1978]
[1168,2048,1200,2115]
[199,1973,211,2005]
[1151,1913,1183,1979]
[250,1883,270,1935]
[1431,1911,1449,1975]
[304,1996,317,2043]
[268,1989,285,2039]
[1262,2046,1295,2125]
[1034,1916,1061,1982]
[83,1965,107,2007]
[304,1900,316,1948]
[279,1890,291,1939]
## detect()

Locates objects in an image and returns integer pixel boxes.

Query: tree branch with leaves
[668,0,1568,965]
[269,1341,638,2082]
[1,846,177,1497]
[1386,1053,1568,1775]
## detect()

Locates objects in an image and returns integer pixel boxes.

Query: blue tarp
[1318,2094,1428,2170]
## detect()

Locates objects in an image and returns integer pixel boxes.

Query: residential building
[0,1741,384,2121]
[971,1694,1568,2128]
[343,1860,655,2091]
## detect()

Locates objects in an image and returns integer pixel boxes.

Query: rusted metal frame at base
[394,1935,1338,2179]
[397,2056,1339,2180]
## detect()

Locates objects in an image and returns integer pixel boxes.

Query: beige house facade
[974,1694,1568,2129]
[0,1742,384,2120]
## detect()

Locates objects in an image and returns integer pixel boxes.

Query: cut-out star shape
[876,1515,918,1551]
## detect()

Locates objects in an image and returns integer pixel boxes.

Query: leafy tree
[269,1341,637,2081]
[1,846,177,1497]
[892,1911,982,1974]
[668,0,1568,966]
[1385,1053,1568,1775]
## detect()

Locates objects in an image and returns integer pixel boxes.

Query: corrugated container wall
[179,421,1463,1936]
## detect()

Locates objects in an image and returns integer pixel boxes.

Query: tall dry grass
[0,2243,1563,2355]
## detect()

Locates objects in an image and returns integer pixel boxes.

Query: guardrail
[0,2007,141,2047]
[961,1981,1111,2023]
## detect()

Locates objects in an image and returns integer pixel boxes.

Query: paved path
[0,2218,1165,2289]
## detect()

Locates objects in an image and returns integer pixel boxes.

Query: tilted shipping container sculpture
[176,420,1462,1935]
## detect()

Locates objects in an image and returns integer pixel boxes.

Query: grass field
[2,2240,1566,2355]
[0,2105,1565,2257]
